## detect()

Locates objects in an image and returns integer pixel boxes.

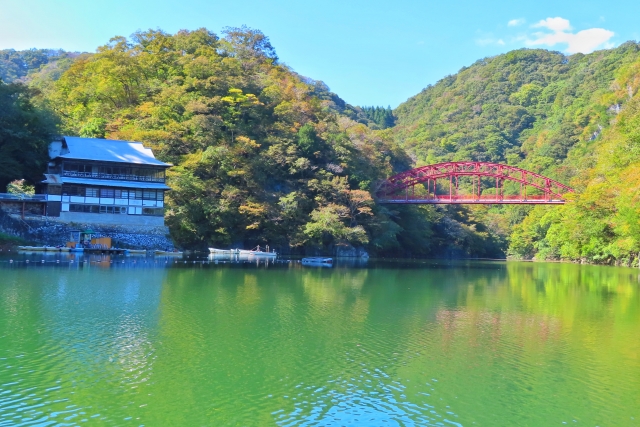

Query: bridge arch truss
[376,162,574,204]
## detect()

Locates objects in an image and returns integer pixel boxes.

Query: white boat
[127,249,148,255]
[247,251,277,257]
[301,257,333,266]
[239,245,277,257]
[155,250,183,256]
[209,248,240,254]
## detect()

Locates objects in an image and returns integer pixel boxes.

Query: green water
[0,258,639,426]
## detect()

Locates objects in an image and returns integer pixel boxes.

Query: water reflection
[0,260,638,426]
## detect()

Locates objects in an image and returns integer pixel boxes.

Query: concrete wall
[0,207,174,250]
[58,211,165,226]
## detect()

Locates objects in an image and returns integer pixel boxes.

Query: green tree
[0,81,55,190]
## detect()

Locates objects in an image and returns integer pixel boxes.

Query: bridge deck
[379,195,566,204]
[377,162,573,205]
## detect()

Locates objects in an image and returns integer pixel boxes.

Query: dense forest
[1,28,640,262]
[394,42,640,264]
[0,28,501,256]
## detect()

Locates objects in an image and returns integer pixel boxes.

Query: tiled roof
[55,137,171,167]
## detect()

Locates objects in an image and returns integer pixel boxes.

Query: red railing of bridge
[376,162,574,205]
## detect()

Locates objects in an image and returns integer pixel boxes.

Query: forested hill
[4,29,640,262]
[392,42,640,264]
[0,49,82,84]
[6,27,502,256]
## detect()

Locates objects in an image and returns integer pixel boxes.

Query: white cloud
[508,19,525,27]
[532,17,571,32]
[527,17,614,54]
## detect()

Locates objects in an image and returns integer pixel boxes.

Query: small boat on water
[209,248,240,254]
[127,249,148,255]
[208,245,276,257]
[18,246,69,252]
[301,257,333,267]
[155,250,183,256]
[238,245,277,257]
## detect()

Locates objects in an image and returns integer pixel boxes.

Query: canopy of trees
[0,48,80,84]
[23,27,498,256]
[0,81,55,190]
[394,42,640,264]
[5,27,640,262]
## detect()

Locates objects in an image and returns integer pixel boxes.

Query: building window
[156,191,164,201]
[63,185,85,196]
[65,163,92,173]
[85,187,98,197]
[48,185,62,195]
[115,189,129,199]
[143,190,156,200]
[100,188,115,198]
[69,204,99,213]
[99,205,126,214]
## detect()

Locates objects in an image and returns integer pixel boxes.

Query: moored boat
[127,249,148,255]
[301,257,333,267]
[247,250,277,257]
[239,245,277,257]
[155,250,183,256]
[209,248,240,254]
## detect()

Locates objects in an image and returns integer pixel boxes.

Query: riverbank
[0,231,28,252]
[0,207,175,250]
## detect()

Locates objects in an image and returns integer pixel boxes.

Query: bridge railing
[378,194,566,204]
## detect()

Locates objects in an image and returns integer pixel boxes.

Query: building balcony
[0,193,47,202]
[61,170,165,183]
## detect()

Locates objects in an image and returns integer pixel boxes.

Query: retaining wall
[0,208,174,250]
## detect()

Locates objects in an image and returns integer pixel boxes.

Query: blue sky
[1,0,638,107]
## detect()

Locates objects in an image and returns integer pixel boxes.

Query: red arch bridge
[376,162,574,204]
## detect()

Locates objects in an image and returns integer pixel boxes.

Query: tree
[6,179,35,199]
[0,81,55,190]
[221,26,278,64]
[340,189,373,226]
[304,204,369,246]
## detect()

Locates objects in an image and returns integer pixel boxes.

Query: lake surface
[0,255,638,426]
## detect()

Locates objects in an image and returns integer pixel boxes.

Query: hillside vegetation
[394,42,640,264]
[4,29,640,262]
[0,49,80,85]
[15,27,500,255]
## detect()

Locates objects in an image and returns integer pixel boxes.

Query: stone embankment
[0,208,174,250]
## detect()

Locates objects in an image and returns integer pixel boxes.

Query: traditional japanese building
[42,136,172,226]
